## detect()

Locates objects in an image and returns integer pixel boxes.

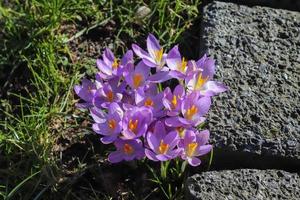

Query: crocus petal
[154,121,166,136]
[197,130,210,146]
[197,144,212,156]
[165,117,190,127]
[92,123,110,135]
[90,107,106,123]
[174,84,185,97]
[147,34,161,59]
[135,61,150,80]
[200,81,228,96]
[108,151,123,163]
[187,157,201,166]
[196,97,211,116]
[156,154,170,161]
[145,149,159,161]
[169,70,185,79]
[75,102,93,108]
[97,59,112,76]
[108,102,123,116]
[103,48,115,65]
[183,130,197,147]
[148,71,172,83]
[74,85,81,95]
[142,58,157,68]
[121,50,133,66]
[101,135,118,144]
[166,45,181,70]
[132,44,150,59]
[197,56,215,78]
[147,132,160,150]
[163,131,179,149]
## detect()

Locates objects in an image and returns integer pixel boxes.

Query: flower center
[186,105,198,120]
[128,119,138,133]
[133,73,143,88]
[195,72,209,90]
[144,98,154,107]
[123,143,134,155]
[187,142,198,157]
[177,57,187,72]
[158,140,169,154]
[112,59,119,69]
[176,127,185,138]
[171,95,177,109]
[108,119,116,130]
[154,48,163,63]
[107,90,114,102]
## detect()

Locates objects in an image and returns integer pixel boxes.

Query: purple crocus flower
[165,92,211,127]
[145,121,180,161]
[166,45,192,79]
[178,129,212,166]
[96,48,133,79]
[93,78,124,108]
[163,84,185,116]
[132,34,166,69]
[108,139,145,163]
[91,103,123,144]
[122,106,153,140]
[185,54,227,96]
[135,85,165,118]
[74,78,97,108]
[124,61,150,90]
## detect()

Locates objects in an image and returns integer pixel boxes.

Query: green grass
[0,0,203,199]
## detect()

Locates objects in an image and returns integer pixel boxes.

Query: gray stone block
[186,169,300,200]
[203,0,300,11]
[202,1,300,161]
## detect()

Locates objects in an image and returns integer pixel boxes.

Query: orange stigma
[195,72,209,90]
[171,95,177,109]
[128,119,138,133]
[155,48,164,63]
[186,105,198,120]
[108,119,116,130]
[177,57,187,72]
[123,143,134,155]
[158,140,169,154]
[144,98,154,107]
[133,73,143,88]
[107,90,114,102]
[176,127,185,138]
[187,142,198,157]
[112,59,119,69]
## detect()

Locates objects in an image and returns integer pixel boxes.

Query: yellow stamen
[195,72,209,90]
[108,119,116,130]
[186,105,198,120]
[123,143,134,155]
[171,95,177,109]
[112,59,119,69]
[155,48,164,63]
[144,98,154,107]
[133,73,143,88]
[177,57,187,72]
[128,119,138,133]
[176,127,185,138]
[187,142,198,157]
[158,140,169,154]
[107,90,114,102]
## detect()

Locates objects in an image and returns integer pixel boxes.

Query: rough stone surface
[186,169,300,200]
[203,0,300,11]
[202,1,300,160]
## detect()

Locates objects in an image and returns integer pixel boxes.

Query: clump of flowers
[74,34,227,166]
